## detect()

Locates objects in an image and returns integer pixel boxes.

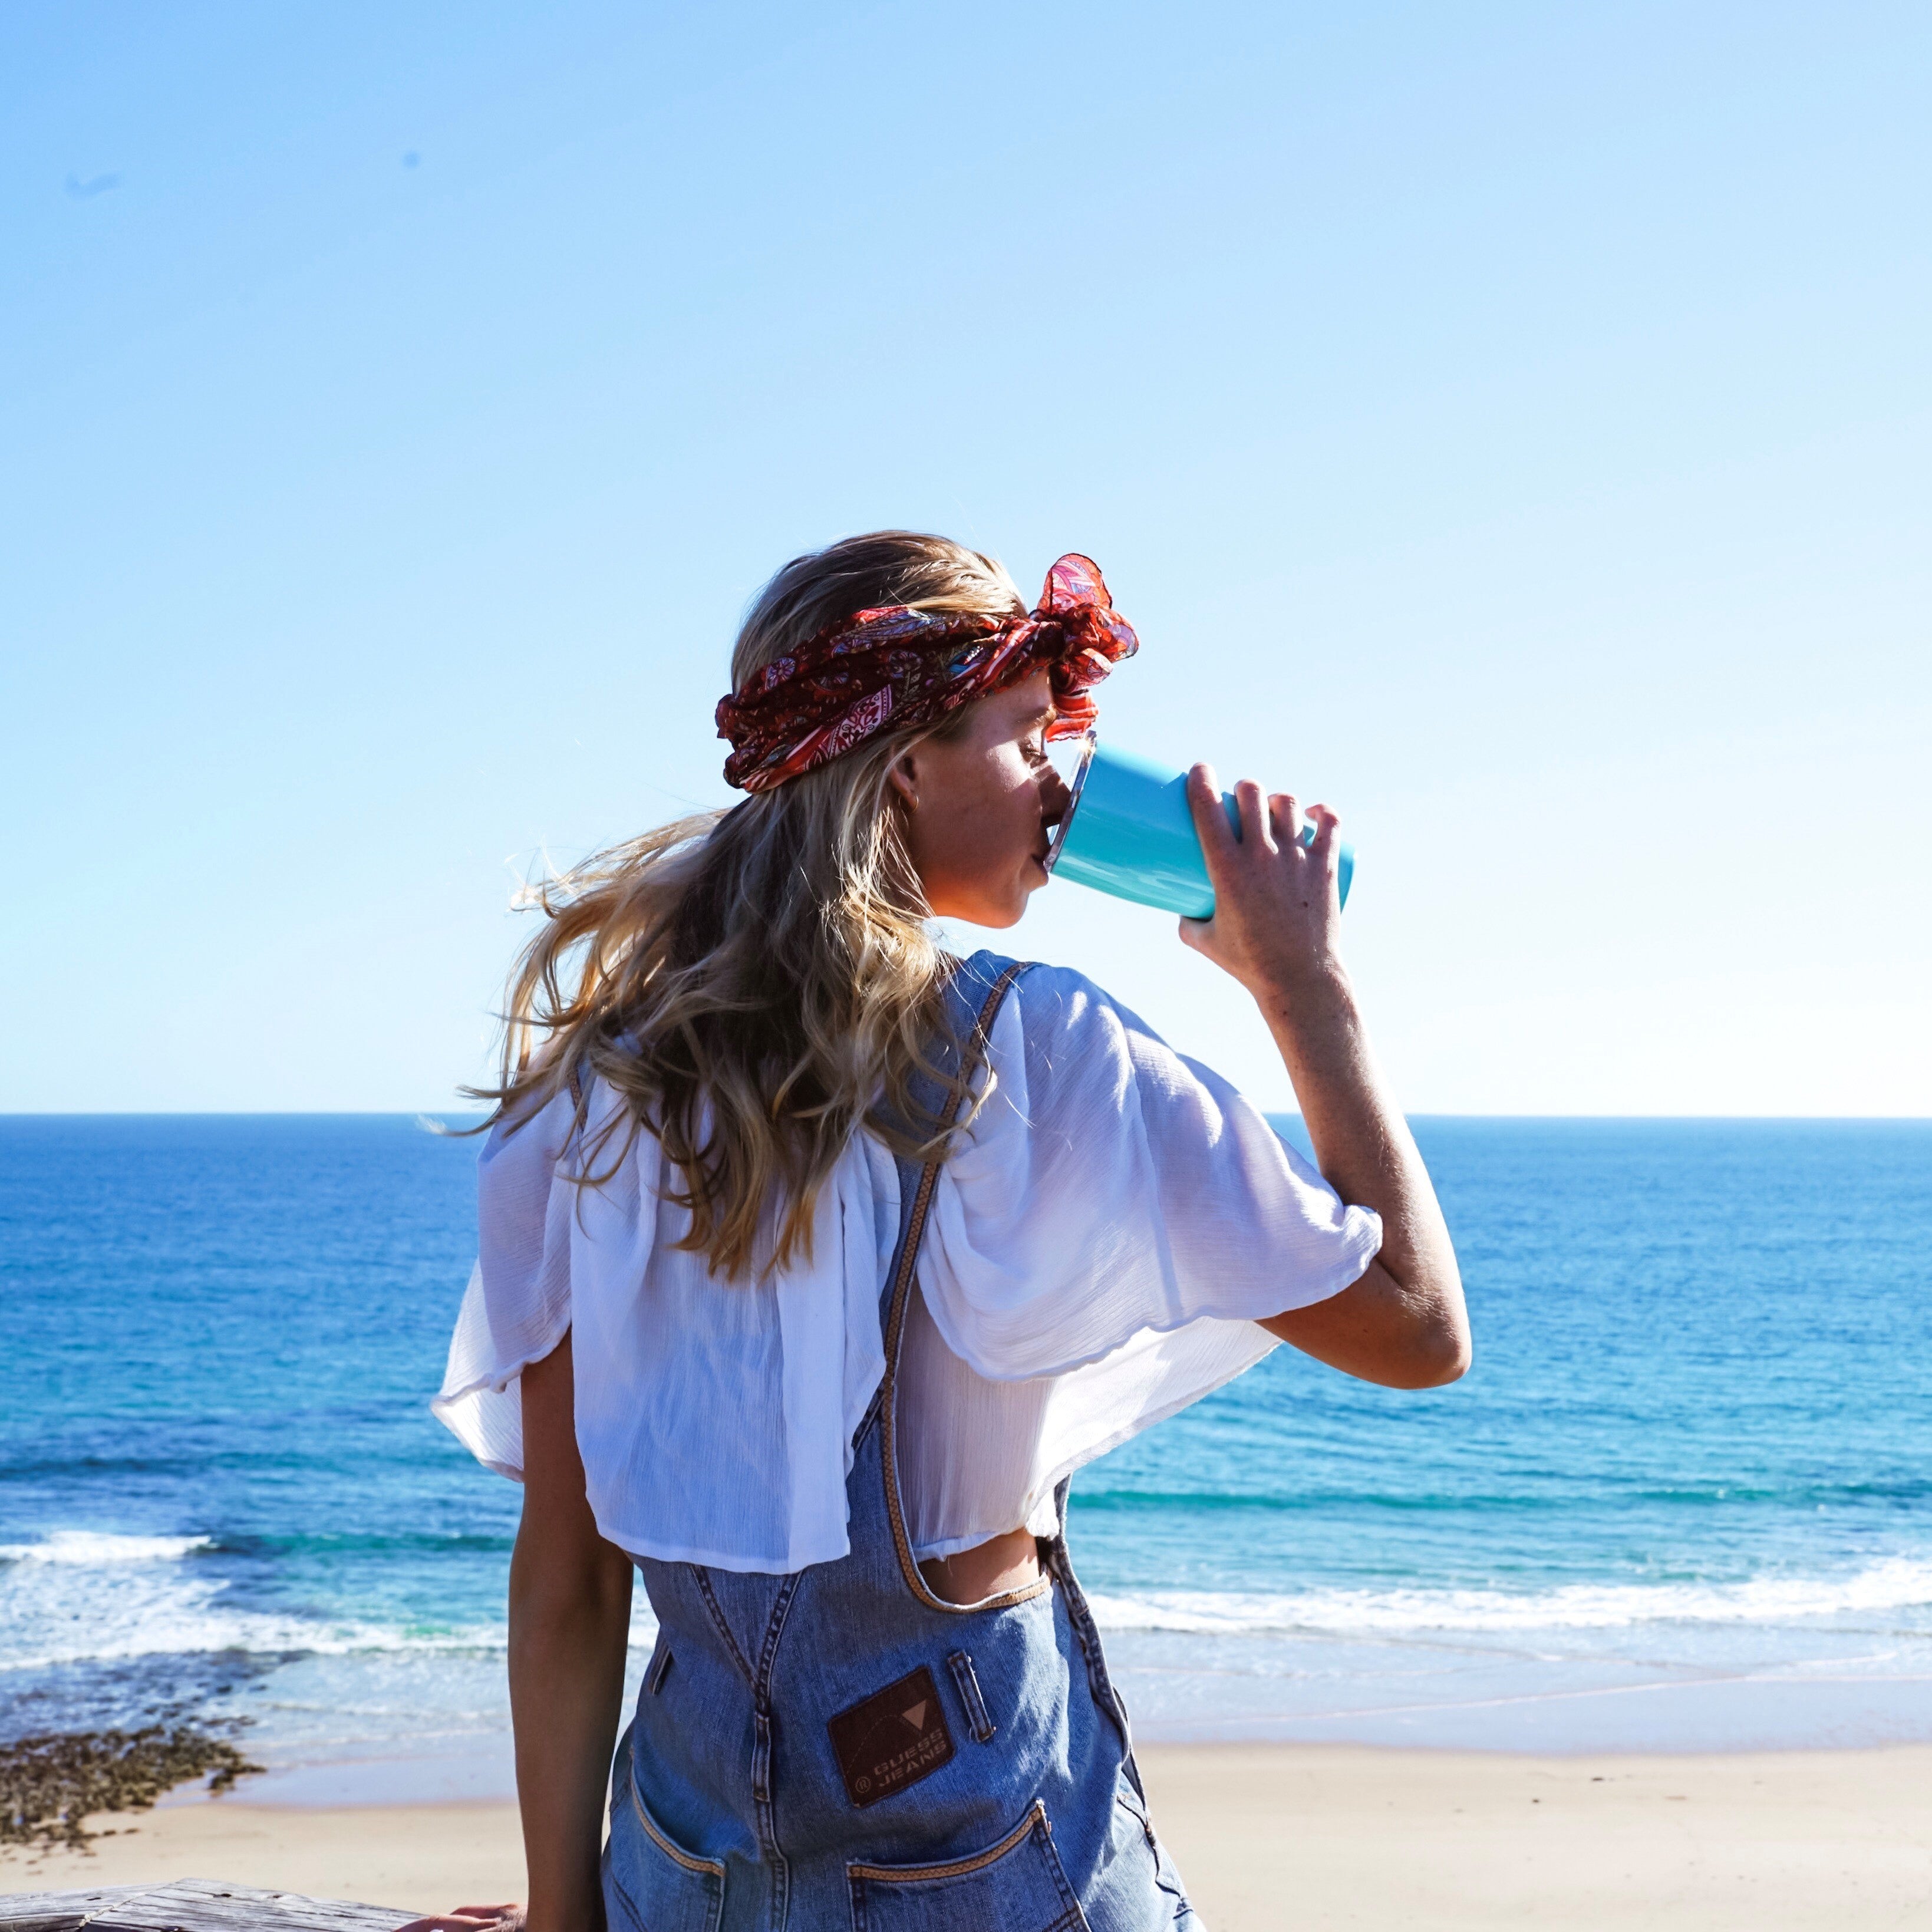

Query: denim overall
[602,952,1200,1932]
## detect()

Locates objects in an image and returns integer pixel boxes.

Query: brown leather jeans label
[827,1663,955,1808]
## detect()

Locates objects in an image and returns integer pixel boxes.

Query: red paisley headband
[716,553,1138,794]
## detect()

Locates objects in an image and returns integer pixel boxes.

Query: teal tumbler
[1046,740,1354,919]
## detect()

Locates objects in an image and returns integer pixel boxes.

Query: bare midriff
[917,1525,1043,1605]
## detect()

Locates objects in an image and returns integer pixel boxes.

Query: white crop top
[433,965,1382,1572]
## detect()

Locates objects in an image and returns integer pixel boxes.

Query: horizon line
[2,1109,1927,1125]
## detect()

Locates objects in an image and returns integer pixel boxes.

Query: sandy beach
[6,1743,1928,1928]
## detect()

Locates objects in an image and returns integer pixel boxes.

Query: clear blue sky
[5,2,1927,1114]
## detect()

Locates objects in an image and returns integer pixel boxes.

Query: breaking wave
[1087,1557,1932,1636]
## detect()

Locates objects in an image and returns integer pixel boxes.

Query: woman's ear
[886,748,919,811]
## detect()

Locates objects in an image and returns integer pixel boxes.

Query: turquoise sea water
[3,1115,1929,1795]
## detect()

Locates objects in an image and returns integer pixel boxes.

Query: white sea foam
[1087,1556,1932,1637]
[0,1528,483,1673]
[6,1522,1928,1676]
[0,1530,214,1565]
[0,1529,661,1674]
[1,1598,511,1673]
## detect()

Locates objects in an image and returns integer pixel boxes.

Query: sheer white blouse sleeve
[922,966,1382,1373]
[433,964,1383,1574]
[895,965,1383,1558]
[431,1088,580,1481]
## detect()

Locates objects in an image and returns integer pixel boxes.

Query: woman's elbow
[1389,1279,1473,1387]
[1359,1335,1469,1390]
[1359,1268,1472,1388]
[1262,1260,1471,1387]
[1394,1319,1472,1388]
[509,1512,634,1632]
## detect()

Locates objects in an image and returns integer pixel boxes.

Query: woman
[420,533,1468,1932]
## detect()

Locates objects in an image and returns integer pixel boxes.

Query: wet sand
[5,1743,1928,1928]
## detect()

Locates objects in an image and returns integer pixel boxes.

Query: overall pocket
[606,1758,727,1932]
[846,1798,1087,1932]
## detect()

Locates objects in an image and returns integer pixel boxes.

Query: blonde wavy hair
[470,530,1028,1279]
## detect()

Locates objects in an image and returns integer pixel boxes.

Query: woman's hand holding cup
[1178,763,1346,1006]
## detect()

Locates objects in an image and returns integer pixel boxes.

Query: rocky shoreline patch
[1,1727,263,1852]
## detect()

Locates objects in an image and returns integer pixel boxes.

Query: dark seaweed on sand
[1,1726,263,1852]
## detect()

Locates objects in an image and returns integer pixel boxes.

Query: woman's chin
[926,865,1043,931]
[975,903,1027,932]
[971,889,1033,932]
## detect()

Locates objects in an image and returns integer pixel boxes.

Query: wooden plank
[0,1878,418,1931]
[0,1884,136,1932]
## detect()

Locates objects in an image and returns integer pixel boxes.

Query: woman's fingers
[1187,763,1237,868]
[1233,779,1274,852]
[1268,792,1305,853]
[1177,769,1345,995]
[393,1910,524,1932]
[1197,769,1331,871]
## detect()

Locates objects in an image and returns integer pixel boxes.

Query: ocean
[4,1114,1929,1800]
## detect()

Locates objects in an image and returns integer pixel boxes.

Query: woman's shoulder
[480,1032,638,1164]
[957,953,1175,1103]
[972,955,1277,1150]
[476,1073,581,1214]
[976,954,1156,1046]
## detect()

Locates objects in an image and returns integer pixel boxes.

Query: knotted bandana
[717,553,1138,793]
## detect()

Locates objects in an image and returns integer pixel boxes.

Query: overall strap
[853,952,1028,1446]
[871,955,1041,1614]
[880,954,1029,1381]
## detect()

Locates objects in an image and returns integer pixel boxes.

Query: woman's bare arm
[1183,770,1470,1389]
[512,1331,634,1931]
[397,1333,633,1932]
